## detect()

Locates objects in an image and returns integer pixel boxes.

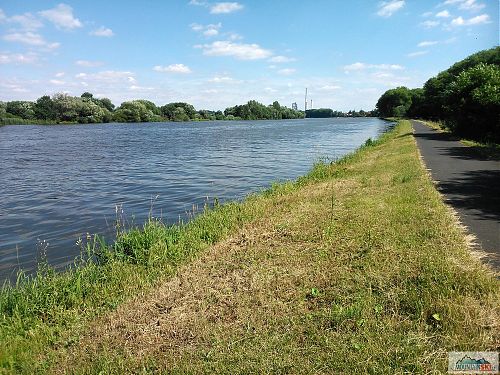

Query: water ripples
[0,118,390,281]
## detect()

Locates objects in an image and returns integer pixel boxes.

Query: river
[0,117,391,281]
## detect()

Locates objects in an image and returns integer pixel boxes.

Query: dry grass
[44,120,500,374]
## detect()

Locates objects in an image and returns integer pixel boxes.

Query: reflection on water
[0,118,390,281]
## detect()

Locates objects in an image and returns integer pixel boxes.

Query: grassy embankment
[0,120,498,373]
[0,117,63,125]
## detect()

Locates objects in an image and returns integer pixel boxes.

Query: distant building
[292,102,298,110]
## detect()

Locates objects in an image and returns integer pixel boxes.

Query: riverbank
[1,120,498,373]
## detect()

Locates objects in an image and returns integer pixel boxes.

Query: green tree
[114,101,155,122]
[161,102,196,120]
[6,101,35,119]
[406,88,425,118]
[97,97,115,112]
[34,95,58,121]
[376,87,412,117]
[447,63,500,141]
[172,107,189,121]
[78,99,111,123]
[52,93,80,122]
[0,101,7,117]
[81,92,94,100]
[306,108,334,118]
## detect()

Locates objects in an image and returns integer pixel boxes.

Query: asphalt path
[412,120,500,269]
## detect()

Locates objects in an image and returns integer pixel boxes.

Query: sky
[0,0,498,111]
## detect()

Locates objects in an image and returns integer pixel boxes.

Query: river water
[0,117,391,281]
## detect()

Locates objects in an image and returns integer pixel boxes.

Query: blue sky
[0,0,498,110]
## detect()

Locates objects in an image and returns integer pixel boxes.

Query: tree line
[0,94,305,125]
[305,108,378,118]
[376,47,499,143]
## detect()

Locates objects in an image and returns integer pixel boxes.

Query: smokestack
[305,88,308,111]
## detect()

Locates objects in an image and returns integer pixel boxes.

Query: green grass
[0,120,498,374]
[0,117,63,125]
[0,200,267,372]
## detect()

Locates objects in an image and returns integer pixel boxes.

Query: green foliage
[446,62,500,140]
[114,100,155,122]
[376,46,500,142]
[97,97,115,112]
[406,88,425,118]
[34,95,57,121]
[376,86,412,117]
[161,102,197,121]
[224,100,304,120]
[2,94,304,125]
[6,101,35,119]
[306,108,377,118]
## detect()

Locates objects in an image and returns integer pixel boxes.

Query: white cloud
[343,62,404,72]
[153,64,192,73]
[189,0,208,5]
[203,89,219,94]
[55,72,65,77]
[226,32,243,40]
[0,52,38,64]
[277,68,296,75]
[8,13,44,30]
[268,55,296,63]
[3,32,60,49]
[190,23,204,31]
[75,70,135,83]
[421,11,433,17]
[39,4,82,30]
[90,26,114,37]
[344,62,367,71]
[451,14,490,26]
[407,50,429,57]
[436,10,451,17]
[318,85,341,91]
[418,40,438,47]
[49,79,66,85]
[210,2,244,14]
[0,9,43,31]
[191,22,222,37]
[0,80,30,93]
[443,0,485,11]
[451,16,466,25]
[376,1,405,17]
[459,0,485,11]
[372,72,395,79]
[208,75,241,84]
[129,85,154,91]
[264,87,277,93]
[75,60,104,67]
[420,20,440,28]
[204,28,218,37]
[196,40,272,60]
[3,32,43,45]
